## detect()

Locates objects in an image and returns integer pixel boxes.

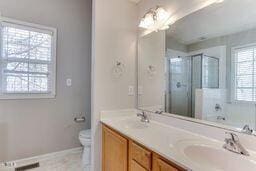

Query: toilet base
[79,129,91,171]
[82,146,91,168]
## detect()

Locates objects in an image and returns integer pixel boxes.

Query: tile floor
[1,150,84,171]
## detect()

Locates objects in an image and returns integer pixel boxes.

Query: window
[232,44,256,102]
[0,18,57,99]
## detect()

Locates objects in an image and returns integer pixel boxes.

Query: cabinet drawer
[153,153,186,171]
[130,141,152,170]
[157,158,178,171]
[131,160,148,171]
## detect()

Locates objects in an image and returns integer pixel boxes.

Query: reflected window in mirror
[232,44,256,103]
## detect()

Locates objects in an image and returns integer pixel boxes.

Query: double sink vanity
[101,110,256,171]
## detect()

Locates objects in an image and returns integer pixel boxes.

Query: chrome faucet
[217,116,226,121]
[155,110,164,114]
[223,132,249,156]
[137,111,149,123]
[242,125,253,135]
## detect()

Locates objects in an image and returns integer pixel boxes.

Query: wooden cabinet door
[102,125,128,171]
[131,160,148,171]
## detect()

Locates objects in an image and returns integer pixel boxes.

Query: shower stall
[165,53,219,118]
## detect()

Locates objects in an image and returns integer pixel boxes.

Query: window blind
[0,20,55,97]
[234,45,256,102]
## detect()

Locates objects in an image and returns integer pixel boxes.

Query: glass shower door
[167,57,192,117]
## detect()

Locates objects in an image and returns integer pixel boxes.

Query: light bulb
[139,6,171,31]
[139,13,155,29]
[156,7,170,21]
[144,13,155,27]
[139,19,146,28]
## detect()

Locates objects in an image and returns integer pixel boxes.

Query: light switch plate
[128,86,134,96]
[138,86,143,95]
[66,78,72,87]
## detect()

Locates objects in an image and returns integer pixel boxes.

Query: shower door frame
[190,53,203,118]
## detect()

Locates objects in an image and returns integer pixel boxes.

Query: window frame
[0,17,57,99]
[231,43,256,104]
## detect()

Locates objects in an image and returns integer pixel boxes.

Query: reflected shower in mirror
[165,54,219,118]
[138,0,256,133]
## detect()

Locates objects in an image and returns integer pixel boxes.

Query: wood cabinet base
[102,125,128,171]
[102,124,186,171]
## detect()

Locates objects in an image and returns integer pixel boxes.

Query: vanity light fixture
[139,6,170,31]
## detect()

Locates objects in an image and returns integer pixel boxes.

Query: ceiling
[166,0,256,45]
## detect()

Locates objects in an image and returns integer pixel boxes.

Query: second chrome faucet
[223,132,249,156]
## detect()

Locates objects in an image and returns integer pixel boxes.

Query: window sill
[230,100,256,105]
[0,94,56,100]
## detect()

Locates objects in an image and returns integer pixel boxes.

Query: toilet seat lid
[79,129,91,139]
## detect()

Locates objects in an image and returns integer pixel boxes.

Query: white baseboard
[0,147,83,169]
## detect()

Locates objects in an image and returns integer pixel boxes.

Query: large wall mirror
[138,0,256,133]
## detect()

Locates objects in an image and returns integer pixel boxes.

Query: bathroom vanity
[100,110,256,171]
[102,124,185,171]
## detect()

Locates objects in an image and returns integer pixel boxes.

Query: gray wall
[0,0,91,162]
[92,0,137,170]
[166,36,188,52]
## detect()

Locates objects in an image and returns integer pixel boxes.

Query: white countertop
[100,109,256,171]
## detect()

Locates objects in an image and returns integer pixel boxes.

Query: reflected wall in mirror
[138,0,256,132]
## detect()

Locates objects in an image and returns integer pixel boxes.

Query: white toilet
[79,129,91,171]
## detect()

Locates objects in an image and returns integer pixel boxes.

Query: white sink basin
[113,117,150,130]
[174,140,256,171]
[123,119,149,129]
